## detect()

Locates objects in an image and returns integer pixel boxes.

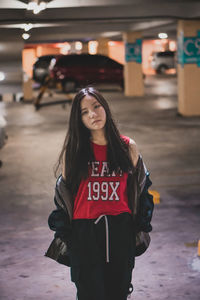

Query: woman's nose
[88,110,96,118]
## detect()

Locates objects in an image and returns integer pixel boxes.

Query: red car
[50,54,124,92]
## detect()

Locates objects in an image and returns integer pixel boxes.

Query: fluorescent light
[27,1,37,11]
[21,23,33,32]
[88,41,98,55]
[33,6,40,14]
[101,31,120,37]
[39,2,47,10]
[60,42,71,55]
[22,33,30,40]
[27,1,47,14]
[158,33,168,39]
[75,41,82,51]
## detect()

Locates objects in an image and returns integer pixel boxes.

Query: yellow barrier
[149,190,160,204]
[198,240,200,257]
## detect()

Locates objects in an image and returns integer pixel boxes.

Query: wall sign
[125,39,142,63]
[178,30,200,67]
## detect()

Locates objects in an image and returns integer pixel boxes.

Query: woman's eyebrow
[81,107,87,112]
[92,101,99,106]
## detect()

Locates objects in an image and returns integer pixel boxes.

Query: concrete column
[177,20,200,116]
[82,42,88,54]
[123,32,144,96]
[97,37,109,56]
[22,48,35,101]
[23,72,33,102]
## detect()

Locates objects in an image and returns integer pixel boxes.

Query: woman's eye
[94,104,101,109]
[81,111,87,116]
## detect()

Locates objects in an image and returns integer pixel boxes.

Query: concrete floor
[0,75,200,300]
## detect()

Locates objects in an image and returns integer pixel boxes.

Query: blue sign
[178,30,200,67]
[125,39,142,63]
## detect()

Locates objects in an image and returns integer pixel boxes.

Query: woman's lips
[92,120,101,124]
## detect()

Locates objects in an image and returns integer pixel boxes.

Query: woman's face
[80,95,106,132]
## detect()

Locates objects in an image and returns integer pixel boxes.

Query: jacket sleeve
[136,172,154,233]
[48,187,72,243]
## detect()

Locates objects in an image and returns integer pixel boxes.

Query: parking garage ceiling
[0,0,200,42]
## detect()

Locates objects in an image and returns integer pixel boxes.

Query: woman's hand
[129,138,139,167]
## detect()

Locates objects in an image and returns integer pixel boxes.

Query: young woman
[47,86,154,300]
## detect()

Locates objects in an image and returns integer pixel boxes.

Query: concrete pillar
[177,20,200,116]
[164,40,170,51]
[97,37,109,56]
[82,42,88,54]
[22,72,33,102]
[69,42,76,54]
[123,32,144,96]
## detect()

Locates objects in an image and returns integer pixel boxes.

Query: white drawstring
[94,214,110,263]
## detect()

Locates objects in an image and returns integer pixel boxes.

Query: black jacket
[46,155,154,265]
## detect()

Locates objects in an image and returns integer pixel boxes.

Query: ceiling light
[27,1,47,14]
[101,31,121,37]
[169,41,176,51]
[75,42,82,51]
[22,33,30,40]
[158,33,168,39]
[0,72,5,81]
[88,41,98,55]
[60,43,71,55]
[27,1,37,11]
[21,23,33,32]
[39,2,47,10]
[33,6,40,14]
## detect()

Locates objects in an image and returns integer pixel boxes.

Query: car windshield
[157,52,174,57]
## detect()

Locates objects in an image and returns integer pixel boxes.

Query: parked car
[151,51,176,74]
[50,54,124,92]
[33,55,57,83]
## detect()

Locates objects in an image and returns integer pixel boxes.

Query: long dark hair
[55,86,134,195]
